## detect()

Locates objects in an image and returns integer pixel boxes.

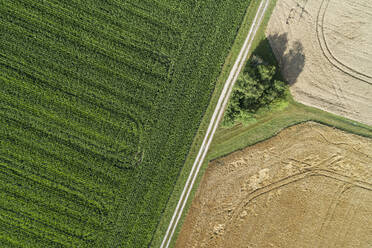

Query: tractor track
[316,0,372,85]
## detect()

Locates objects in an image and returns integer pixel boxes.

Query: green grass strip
[156,0,372,246]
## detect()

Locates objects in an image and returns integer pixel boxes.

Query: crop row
[0,0,252,247]
[0,7,171,82]
[13,0,182,56]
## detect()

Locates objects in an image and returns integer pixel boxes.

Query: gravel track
[159,0,271,247]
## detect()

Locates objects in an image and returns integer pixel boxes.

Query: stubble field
[176,122,372,247]
[266,0,372,125]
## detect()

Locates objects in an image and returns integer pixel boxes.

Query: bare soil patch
[175,122,372,247]
[266,0,372,125]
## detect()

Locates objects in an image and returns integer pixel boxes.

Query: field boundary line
[159,0,271,247]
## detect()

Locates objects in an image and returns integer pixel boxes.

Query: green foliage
[0,0,252,247]
[223,57,286,126]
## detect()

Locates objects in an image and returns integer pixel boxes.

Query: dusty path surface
[266,0,372,125]
[159,1,271,247]
[176,122,372,248]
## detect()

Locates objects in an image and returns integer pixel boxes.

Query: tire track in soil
[316,0,372,85]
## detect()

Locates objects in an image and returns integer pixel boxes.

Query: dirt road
[159,0,271,247]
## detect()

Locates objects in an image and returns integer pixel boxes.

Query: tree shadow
[250,33,305,85]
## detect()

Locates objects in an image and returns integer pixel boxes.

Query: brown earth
[175,122,372,248]
[266,0,372,126]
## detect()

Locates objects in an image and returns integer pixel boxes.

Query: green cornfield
[0,0,251,247]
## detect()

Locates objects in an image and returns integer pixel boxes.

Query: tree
[222,58,286,126]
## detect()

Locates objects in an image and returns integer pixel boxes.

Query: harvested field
[266,0,372,125]
[176,122,372,247]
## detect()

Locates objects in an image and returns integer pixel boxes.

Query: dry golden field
[266,0,372,125]
[176,122,372,247]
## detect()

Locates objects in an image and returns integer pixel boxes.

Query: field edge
[153,0,280,247]
[149,0,264,247]
[209,94,372,161]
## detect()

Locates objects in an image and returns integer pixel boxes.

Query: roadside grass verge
[0,1,261,247]
[150,0,266,246]
[152,0,281,247]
